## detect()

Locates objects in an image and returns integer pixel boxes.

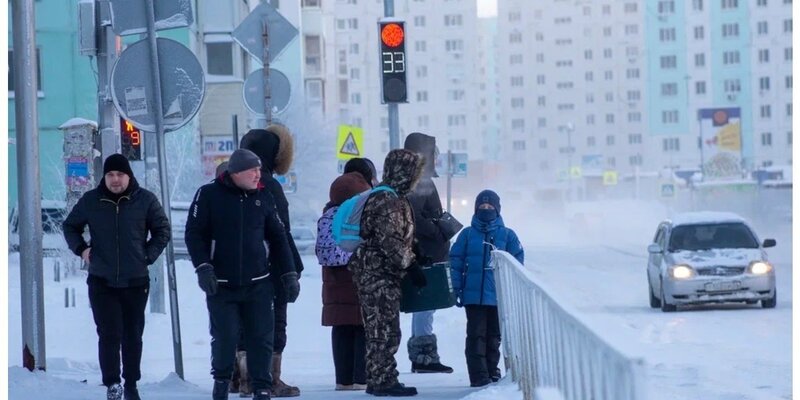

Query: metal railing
[492,250,646,400]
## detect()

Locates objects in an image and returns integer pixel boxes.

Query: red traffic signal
[120,118,143,161]
[381,23,405,48]
[379,20,408,103]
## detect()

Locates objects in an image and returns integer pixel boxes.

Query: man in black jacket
[185,148,300,400]
[403,132,454,374]
[63,154,171,400]
[240,125,303,397]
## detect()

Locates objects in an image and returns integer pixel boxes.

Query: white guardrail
[492,250,647,400]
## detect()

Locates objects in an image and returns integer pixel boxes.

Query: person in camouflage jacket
[348,149,427,397]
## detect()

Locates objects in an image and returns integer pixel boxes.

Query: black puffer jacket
[404,132,449,263]
[63,178,171,287]
[184,172,295,287]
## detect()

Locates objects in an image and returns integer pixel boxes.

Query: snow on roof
[668,211,746,226]
[58,118,98,129]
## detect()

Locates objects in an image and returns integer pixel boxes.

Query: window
[586,93,594,103]
[418,115,430,127]
[585,72,594,81]
[606,113,615,123]
[303,35,321,75]
[511,76,524,86]
[629,154,643,166]
[350,92,361,104]
[759,49,770,63]
[603,27,612,37]
[416,91,428,102]
[694,26,705,39]
[512,140,526,151]
[556,81,574,89]
[337,49,347,76]
[722,23,740,37]
[415,41,427,52]
[416,65,428,78]
[350,68,360,80]
[350,43,359,54]
[761,132,773,146]
[695,53,706,67]
[696,80,707,94]
[205,40,235,77]
[788,131,793,145]
[660,55,677,69]
[785,48,793,61]
[693,0,704,10]
[537,118,546,127]
[605,92,614,101]
[787,75,793,88]
[604,70,613,80]
[757,21,768,35]
[724,79,741,93]
[629,134,642,144]
[662,110,679,123]
[539,139,547,149]
[723,51,740,65]
[536,75,545,85]
[557,103,575,111]
[626,46,639,57]
[338,79,349,103]
[510,54,523,64]
[625,3,638,12]
[445,39,464,52]
[721,0,738,9]
[536,53,545,63]
[661,83,678,96]
[628,90,641,101]
[587,136,596,147]
[607,135,616,146]
[757,0,767,5]
[537,96,546,106]
[603,48,613,58]
[584,50,593,60]
[509,32,523,43]
[511,97,525,108]
[413,16,426,27]
[787,103,792,116]
[8,48,42,94]
[760,105,771,118]
[663,138,680,152]
[583,6,591,15]
[658,1,675,13]
[628,112,642,122]
[347,18,358,29]
[512,118,526,130]
[508,11,521,22]
[784,19,793,32]
[448,89,464,101]
[444,14,463,26]
[603,4,611,14]
[447,114,466,126]
[759,77,771,91]
[626,68,640,79]
[555,60,573,67]
[555,17,573,24]
[659,28,676,41]
[586,114,595,124]
[302,0,320,7]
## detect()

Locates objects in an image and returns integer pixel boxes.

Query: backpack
[332,186,397,252]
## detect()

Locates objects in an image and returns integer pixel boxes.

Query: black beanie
[227,149,262,174]
[343,158,376,185]
[475,190,501,214]
[103,154,134,177]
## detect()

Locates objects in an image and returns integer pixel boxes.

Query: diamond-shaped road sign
[233,2,299,64]
[109,0,194,36]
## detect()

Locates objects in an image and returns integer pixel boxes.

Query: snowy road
[524,235,793,400]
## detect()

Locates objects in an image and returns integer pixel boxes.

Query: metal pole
[446,150,452,213]
[262,20,272,126]
[232,115,240,149]
[144,0,183,379]
[384,0,400,150]
[12,0,46,371]
[96,1,119,180]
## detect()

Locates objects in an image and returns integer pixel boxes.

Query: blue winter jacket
[449,215,524,306]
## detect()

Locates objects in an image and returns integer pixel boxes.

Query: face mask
[476,209,498,222]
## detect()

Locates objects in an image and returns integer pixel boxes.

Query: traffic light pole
[144,0,184,379]
[384,0,400,150]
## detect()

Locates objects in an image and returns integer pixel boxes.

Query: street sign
[450,153,468,177]
[110,38,205,132]
[661,183,675,198]
[232,2,299,64]
[570,166,582,178]
[602,170,618,186]
[243,68,291,115]
[108,0,193,36]
[337,125,364,160]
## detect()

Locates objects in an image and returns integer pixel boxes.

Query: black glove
[195,263,218,296]
[281,272,300,303]
[406,264,427,288]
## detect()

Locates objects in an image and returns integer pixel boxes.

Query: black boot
[411,362,453,373]
[123,386,141,400]
[371,382,418,397]
[253,389,271,400]
[213,379,230,400]
[470,378,492,388]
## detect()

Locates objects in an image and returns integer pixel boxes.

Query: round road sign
[243,68,291,116]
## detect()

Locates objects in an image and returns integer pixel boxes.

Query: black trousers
[464,305,501,384]
[207,280,275,392]
[87,275,150,388]
[274,299,287,353]
[331,325,366,385]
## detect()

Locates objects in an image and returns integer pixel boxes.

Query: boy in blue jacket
[449,190,524,387]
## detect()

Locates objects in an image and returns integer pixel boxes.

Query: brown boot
[270,353,300,397]
[237,351,253,397]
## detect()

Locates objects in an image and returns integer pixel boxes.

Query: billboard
[698,107,742,179]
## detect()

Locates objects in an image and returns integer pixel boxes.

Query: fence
[492,251,646,400]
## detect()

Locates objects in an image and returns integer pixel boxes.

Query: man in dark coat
[348,149,428,397]
[239,125,303,397]
[185,149,300,400]
[402,132,454,374]
[63,154,171,400]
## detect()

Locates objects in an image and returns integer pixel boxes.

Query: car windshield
[668,222,759,251]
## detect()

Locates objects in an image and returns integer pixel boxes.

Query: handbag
[436,211,463,240]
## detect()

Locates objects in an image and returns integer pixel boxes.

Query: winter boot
[253,389,271,400]
[411,362,453,373]
[270,353,300,397]
[237,351,253,397]
[123,386,141,400]
[213,379,231,400]
[490,368,502,382]
[371,382,418,397]
[229,360,240,393]
[107,383,124,400]
[408,335,452,373]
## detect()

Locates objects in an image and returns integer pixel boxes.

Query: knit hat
[343,158,377,186]
[475,190,501,214]
[329,172,371,206]
[103,154,134,177]
[227,149,262,174]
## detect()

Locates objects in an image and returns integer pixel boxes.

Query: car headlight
[669,264,695,279]
[749,261,773,275]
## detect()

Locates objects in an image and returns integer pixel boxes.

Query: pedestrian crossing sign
[602,170,618,186]
[337,125,364,160]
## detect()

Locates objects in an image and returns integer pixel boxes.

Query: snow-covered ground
[7,253,521,399]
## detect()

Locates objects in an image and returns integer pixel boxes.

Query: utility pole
[384,0,400,150]
[12,0,46,371]
[262,19,272,126]
[95,0,119,179]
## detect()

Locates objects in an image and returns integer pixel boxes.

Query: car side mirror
[762,239,776,248]
[647,244,662,254]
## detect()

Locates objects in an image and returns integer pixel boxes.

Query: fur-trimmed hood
[380,149,424,196]
[239,124,294,175]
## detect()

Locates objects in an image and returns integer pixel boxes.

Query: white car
[646,212,777,312]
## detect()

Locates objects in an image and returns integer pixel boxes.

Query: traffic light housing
[379,20,407,103]
[120,118,143,161]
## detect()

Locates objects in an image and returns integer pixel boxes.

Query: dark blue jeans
[207,280,275,391]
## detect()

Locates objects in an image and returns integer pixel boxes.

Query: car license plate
[705,281,740,292]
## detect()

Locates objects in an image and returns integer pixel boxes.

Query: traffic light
[379,20,407,103]
[120,118,143,161]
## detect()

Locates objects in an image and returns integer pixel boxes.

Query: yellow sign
[717,121,742,151]
[602,170,618,186]
[337,125,364,160]
[569,166,582,178]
